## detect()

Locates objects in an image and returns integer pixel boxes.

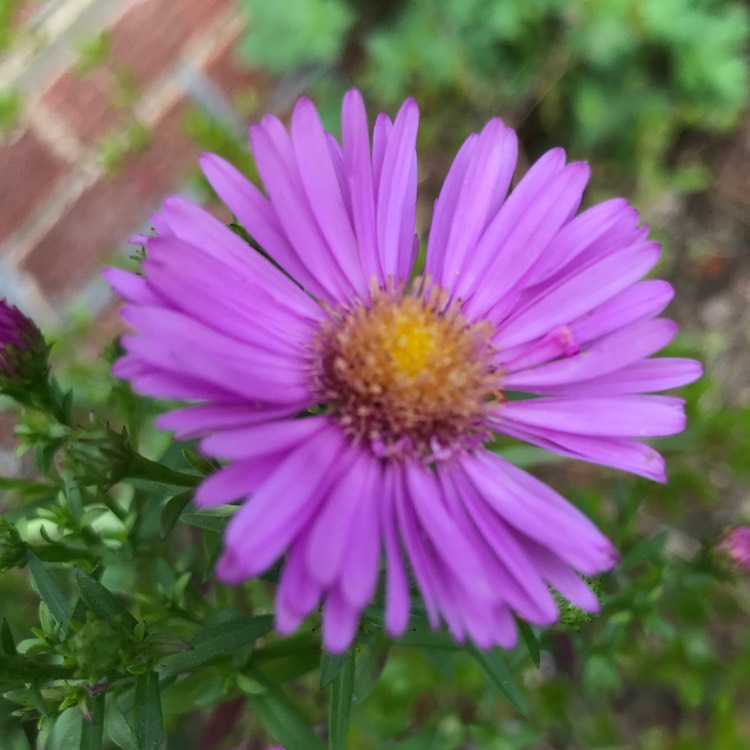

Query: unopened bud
[718,526,750,573]
[0,517,26,572]
[63,424,136,489]
[0,300,51,403]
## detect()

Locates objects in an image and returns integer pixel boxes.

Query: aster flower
[105,90,701,653]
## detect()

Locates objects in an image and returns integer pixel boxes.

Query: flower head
[106,90,701,652]
[718,526,750,573]
[0,300,49,396]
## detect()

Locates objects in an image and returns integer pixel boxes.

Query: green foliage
[239,0,354,72]
[0,88,23,137]
[327,647,355,749]
[238,0,749,188]
[75,32,112,76]
[96,121,152,175]
[0,0,25,52]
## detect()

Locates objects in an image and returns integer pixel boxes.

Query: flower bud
[0,517,26,573]
[63,424,136,489]
[718,526,750,573]
[0,300,50,401]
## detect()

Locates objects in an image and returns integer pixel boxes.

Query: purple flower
[106,90,701,652]
[0,299,48,391]
[719,527,750,572]
[1,300,38,360]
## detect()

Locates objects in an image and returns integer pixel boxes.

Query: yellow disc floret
[380,308,440,378]
[312,278,501,461]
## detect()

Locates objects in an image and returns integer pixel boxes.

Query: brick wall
[0,0,271,320]
[0,0,272,467]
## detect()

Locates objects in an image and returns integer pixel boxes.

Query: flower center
[312,279,501,461]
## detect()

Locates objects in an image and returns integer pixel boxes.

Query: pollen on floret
[311,278,502,461]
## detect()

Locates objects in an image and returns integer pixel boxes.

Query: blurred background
[1,0,750,747]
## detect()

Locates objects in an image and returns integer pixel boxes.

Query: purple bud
[718,526,750,573]
[0,299,50,397]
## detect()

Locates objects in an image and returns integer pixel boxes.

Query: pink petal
[500,395,686,438]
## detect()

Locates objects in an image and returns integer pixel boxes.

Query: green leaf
[0,723,32,750]
[180,508,236,533]
[622,531,669,567]
[36,441,60,475]
[80,693,105,750]
[0,653,73,682]
[46,708,83,750]
[0,476,58,499]
[27,550,74,631]
[134,672,162,750]
[28,681,49,715]
[517,620,540,667]
[320,650,348,689]
[159,492,193,538]
[75,569,137,631]
[353,635,389,704]
[252,633,321,683]
[160,615,273,679]
[143,633,192,659]
[104,698,138,750]
[327,648,355,750]
[468,645,527,717]
[63,472,83,524]
[248,682,326,750]
[181,449,218,476]
[1,616,17,655]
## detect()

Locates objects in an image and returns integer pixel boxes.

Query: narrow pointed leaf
[517,620,540,667]
[134,672,162,750]
[353,635,389,704]
[160,615,273,679]
[104,699,138,750]
[468,645,527,717]
[248,684,325,750]
[319,650,348,689]
[180,508,236,533]
[1,617,17,655]
[75,569,137,630]
[159,492,193,538]
[327,648,355,750]
[80,693,105,750]
[27,550,74,630]
[181,449,218,476]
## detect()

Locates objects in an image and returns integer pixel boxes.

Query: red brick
[41,68,125,146]
[20,97,199,300]
[0,128,67,245]
[9,0,53,29]
[203,27,269,113]
[109,0,235,88]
